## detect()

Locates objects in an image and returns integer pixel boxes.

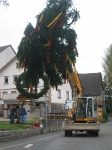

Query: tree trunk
[16,102,24,124]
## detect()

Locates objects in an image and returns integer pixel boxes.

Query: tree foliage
[102,45,112,113]
[102,44,112,86]
[0,0,9,6]
[16,0,80,99]
[105,86,112,114]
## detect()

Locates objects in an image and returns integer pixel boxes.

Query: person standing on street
[22,107,27,124]
[9,105,16,124]
[17,104,23,123]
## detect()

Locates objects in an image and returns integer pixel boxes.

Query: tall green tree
[16,0,80,99]
[104,85,112,114]
[102,44,112,86]
[102,44,112,113]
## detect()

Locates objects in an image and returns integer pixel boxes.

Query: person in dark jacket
[9,105,16,124]
[17,105,23,123]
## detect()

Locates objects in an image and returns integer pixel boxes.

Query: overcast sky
[0,0,112,75]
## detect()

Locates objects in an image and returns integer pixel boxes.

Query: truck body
[63,97,102,137]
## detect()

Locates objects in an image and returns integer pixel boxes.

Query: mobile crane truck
[63,70,103,137]
[63,97,102,137]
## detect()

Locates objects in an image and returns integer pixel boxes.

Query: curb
[0,127,43,142]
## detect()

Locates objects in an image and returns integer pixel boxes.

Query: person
[17,105,23,123]
[9,105,16,124]
[17,105,27,124]
[82,101,87,118]
[22,107,27,124]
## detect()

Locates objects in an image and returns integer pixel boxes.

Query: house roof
[0,56,16,73]
[0,45,16,54]
[79,72,103,96]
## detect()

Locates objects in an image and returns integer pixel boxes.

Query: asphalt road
[0,120,112,150]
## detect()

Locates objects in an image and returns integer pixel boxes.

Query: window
[3,92,7,94]
[66,91,69,99]
[11,91,16,94]
[4,76,9,84]
[16,62,20,69]
[13,75,18,83]
[57,90,61,98]
[3,92,8,98]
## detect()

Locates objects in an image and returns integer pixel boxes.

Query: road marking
[0,134,61,149]
[39,138,44,140]
[24,144,33,148]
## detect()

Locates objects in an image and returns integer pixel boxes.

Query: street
[0,120,112,150]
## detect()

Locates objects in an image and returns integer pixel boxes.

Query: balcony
[3,93,49,103]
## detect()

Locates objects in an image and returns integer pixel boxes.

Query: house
[0,45,23,117]
[78,72,104,105]
[0,45,17,116]
[0,45,16,69]
[0,45,72,119]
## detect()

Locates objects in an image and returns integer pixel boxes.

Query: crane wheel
[90,131,99,137]
[65,130,72,137]
[69,131,72,136]
[65,130,68,137]
[94,131,99,137]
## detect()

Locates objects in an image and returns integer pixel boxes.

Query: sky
[0,0,112,75]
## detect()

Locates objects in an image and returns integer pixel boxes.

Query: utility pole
[45,93,47,133]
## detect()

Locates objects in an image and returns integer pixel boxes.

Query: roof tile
[79,73,103,96]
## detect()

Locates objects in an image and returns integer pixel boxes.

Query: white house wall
[58,82,72,91]
[0,59,23,98]
[51,82,72,104]
[0,46,15,69]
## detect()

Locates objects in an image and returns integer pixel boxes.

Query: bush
[103,112,108,121]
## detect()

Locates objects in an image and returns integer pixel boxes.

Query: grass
[0,122,28,130]
[27,118,39,123]
[0,118,39,131]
